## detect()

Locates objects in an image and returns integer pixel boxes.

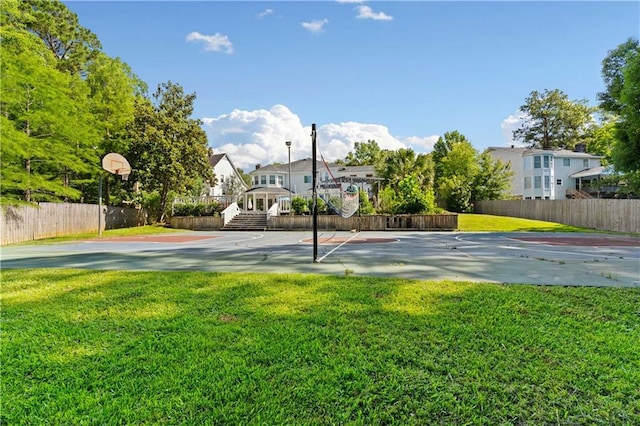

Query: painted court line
[316,232,361,263]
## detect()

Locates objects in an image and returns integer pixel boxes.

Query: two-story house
[487,145,607,199]
[243,159,379,213]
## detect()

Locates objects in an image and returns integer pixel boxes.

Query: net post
[312,123,318,263]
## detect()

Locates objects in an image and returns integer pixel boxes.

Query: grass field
[2,269,639,424]
[457,214,592,233]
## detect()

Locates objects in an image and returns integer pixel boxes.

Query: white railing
[221,202,241,226]
[278,196,291,214]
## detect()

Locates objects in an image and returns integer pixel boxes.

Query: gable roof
[208,153,227,167]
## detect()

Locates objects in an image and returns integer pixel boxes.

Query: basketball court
[1,231,638,287]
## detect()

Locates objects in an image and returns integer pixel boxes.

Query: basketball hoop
[102,153,131,180]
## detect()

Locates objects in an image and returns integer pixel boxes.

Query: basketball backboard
[102,153,131,181]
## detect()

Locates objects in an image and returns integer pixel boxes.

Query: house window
[254,176,259,185]
[563,158,570,166]
[524,177,531,189]
[304,175,312,183]
[543,155,551,168]
[534,156,541,169]
[556,179,563,185]
[278,176,284,186]
[534,176,542,189]
[260,175,266,185]
[220,175,224,183]
[269,175,276,185]
[544,176,550,189]
[583,159,589,167]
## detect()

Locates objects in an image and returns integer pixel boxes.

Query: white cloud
[186,31,233,54]
[201,105,437,171]
[256,9,273,19]
[355,5,393,21]
[501,111,527,147]
[403,135,440,151]
[301,18,329,34]
[336,0,365,3]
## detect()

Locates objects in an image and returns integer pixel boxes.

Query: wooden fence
[170,216,223,230]
[1,202,148,245]
[268,214,458,231]
[475,199,640,233]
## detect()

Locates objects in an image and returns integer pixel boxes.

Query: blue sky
[65,1,639,170]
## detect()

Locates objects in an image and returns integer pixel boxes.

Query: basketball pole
[98,174,103,236]
[312,123,318,263]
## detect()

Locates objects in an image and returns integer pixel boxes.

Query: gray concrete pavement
[1,231,639,287]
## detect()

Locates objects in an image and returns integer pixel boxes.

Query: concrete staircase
[223,212,267,231]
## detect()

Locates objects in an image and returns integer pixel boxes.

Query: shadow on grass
[2,269,639,425]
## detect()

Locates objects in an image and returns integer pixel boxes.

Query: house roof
[487,146,603,159]
[208,153,226,167]
[569,166,614,179]
[250,158,339,175]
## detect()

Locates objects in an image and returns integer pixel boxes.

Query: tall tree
[86,53,146,204]
[513,89,593,150]
[343,140,385,167]
[437,140,479,212]
[599,38,640,193]
[18,0,102,75]
[432,131,469,184]
[598,38,639,115]
[433,133,512,212]
[611,52,640,175]
[0,20,99,202]
[125,82,214,222]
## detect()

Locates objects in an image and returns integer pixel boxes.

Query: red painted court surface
[513,236,640,247]
[87,235,219,243]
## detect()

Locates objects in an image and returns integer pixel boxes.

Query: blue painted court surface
[2,231,639,287]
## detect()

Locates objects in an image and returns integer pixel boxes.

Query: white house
[487,146,606,199]
[244,159,380,213]
[207,153,249,201]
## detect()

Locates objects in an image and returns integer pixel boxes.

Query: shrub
[291,197,308,215]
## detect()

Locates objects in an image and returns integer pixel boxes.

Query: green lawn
[2,270,638,424]
[17,224,186,245]
[458,213,593,232]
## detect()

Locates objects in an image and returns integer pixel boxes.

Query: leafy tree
[611,52,640,176]
[599,38,640,193]
[432,131,469,183]
[598,38,639,115]
[377,186,397,214]
[0,21,99,202]
[433,134,513,212]
[344,140,385,167]
[18,0,102,75]
[393,175,435,214]
[125,82,214,222]
[513,89,594,150]
[236,168,252,186]
[584,116,616,165]
[437,141,478,212]
[472,151,513,202]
